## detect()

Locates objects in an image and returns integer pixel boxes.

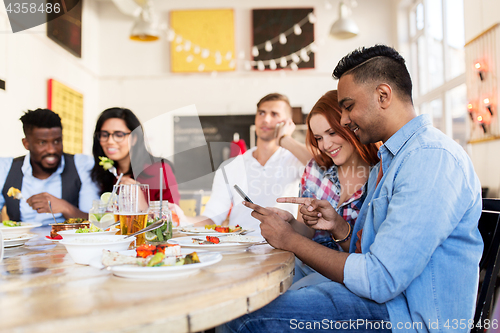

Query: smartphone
[274,121,285,138]
[234,185,254,204]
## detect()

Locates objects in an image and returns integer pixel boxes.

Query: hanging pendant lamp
[130,1,159,42]
[330,1,359,39]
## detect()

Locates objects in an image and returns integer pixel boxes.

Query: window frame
[407,0,466,142]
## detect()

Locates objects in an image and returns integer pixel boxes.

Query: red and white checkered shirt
[300,159,367,250]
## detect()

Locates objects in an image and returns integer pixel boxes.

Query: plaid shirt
[300,159,367,250]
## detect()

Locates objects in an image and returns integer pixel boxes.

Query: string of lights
[166,12,316,72]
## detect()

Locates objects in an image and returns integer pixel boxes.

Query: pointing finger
[277,197,312,205]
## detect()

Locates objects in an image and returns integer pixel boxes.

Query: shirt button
[368,203,371,206]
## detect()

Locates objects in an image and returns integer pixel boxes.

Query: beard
[32,155,61,174]
[255,129,275,142]
[257,134,275,142]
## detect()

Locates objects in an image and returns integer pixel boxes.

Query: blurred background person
[0,109,98,224]
[193,93,311,235]
[91,107,180,204]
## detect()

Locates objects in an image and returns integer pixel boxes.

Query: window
[408,0,466,146]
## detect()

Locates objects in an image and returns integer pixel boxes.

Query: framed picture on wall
[46,0,82,58]
[170,9,236,73]
[252,8,315,70]
[48,79,84,154]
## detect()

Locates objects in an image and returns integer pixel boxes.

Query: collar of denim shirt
[377,114,432,171]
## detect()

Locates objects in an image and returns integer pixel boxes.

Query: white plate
[168,236,265,251]
[0,223,42,237]
[58,229,118,240]
[88,248,205,268]
[4,233,38,247]
[178,227,251,236]
[89,250,222,279]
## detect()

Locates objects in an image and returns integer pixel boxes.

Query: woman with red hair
[292,90,380,286]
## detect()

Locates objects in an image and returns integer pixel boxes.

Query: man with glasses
[0,109,99,225]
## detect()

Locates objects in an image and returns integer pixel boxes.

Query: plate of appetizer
[4,233,38,247]
[49,218,91,238]
[168,235,266,251]
[58,224,118,240]
[90,244,221,279]
[178,225,251,236]
[0,221,42,238]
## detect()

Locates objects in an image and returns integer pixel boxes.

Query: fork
[47,201,58,224]
[105,173,124,208]
[107,166,118,178]
[124,219,165,239]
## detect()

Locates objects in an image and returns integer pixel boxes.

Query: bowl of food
[60,235,136,265]
[58,224,119,241]
[0,221,42,238]
[49,218,90,238]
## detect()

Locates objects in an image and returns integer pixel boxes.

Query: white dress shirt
[203,147,304,236]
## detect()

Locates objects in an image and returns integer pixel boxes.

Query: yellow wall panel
[170,9,235,73]
[47,79,83,155]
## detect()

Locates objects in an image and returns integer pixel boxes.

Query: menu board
[173,115,255,190]
[47,79,83,154]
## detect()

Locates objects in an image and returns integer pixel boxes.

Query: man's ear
[376,83,392,109]
[22,138,29,150]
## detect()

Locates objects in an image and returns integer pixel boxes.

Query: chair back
[483,198,500,212]
[473,209,500,332]
[478,211,500,270]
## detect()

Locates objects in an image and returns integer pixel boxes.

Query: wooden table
[0,229,294,332]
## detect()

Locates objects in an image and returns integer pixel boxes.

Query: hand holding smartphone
[234,185,254,204]
[274,122,285,139]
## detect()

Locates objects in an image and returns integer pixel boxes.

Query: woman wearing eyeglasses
[90,107,180,204]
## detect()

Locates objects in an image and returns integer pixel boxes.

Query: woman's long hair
[91,107,159,193]
[305,90,380,169]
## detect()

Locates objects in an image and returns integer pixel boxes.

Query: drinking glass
[118,184,150,246]
[89,199,108,229]
[145,201,173,245]
[112,184,121,224]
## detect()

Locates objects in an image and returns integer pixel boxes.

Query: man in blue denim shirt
[220,45,483,332]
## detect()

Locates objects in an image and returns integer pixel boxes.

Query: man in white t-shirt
[198,93,311,236]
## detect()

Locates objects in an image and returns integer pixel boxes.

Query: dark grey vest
[1,153,81,221]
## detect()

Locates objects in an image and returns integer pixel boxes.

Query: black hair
[91,107,173,194]
[20,108,62,135]
[332,44,413,103]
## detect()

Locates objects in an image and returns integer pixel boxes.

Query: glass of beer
[118,184,150,246]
